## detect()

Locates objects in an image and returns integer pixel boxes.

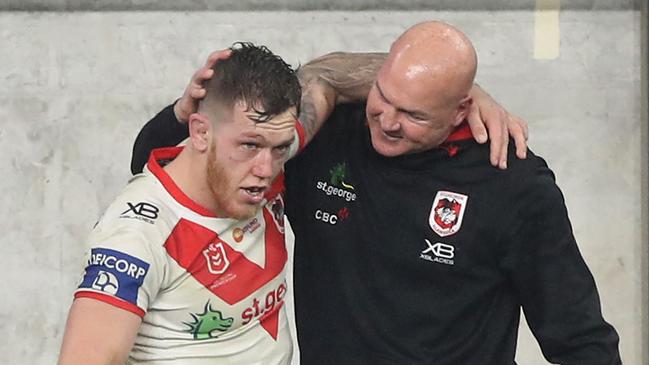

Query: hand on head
[173,49,232,123]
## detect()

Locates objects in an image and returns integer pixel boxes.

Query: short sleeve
[74,218,166,318]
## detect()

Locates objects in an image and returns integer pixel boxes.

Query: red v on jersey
[164,207,287,305]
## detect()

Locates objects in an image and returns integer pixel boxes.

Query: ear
[452,95,472,127]
[188,113,211,152]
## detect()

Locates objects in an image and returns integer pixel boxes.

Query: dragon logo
[434,199,461,229]
[184,301,234,340]
[329,163,355,190]
[429,191,468,237]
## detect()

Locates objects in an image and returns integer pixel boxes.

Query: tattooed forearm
[295,52,388,143]
[298,52,387,103]
[298,91,320,140]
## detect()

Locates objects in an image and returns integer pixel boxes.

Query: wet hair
[200,42,301,122]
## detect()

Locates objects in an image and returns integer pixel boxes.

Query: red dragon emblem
[429,191,468,237]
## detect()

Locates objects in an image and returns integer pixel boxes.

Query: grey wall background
[0,2,646,364]
[0,0,641,11]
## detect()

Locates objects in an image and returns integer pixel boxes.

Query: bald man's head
[388,21,477,105]
[365,21,478,157]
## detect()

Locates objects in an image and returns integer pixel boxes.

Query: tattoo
[300,52,387,102]
[298,91,320,140]
[295,52,388,143]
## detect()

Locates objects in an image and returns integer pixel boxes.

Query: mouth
[381,130,402,141]
[241,186,267,203]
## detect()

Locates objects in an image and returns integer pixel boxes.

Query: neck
[164,148,219,214]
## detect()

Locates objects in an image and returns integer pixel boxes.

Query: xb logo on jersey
[203,242,230,274]
[420,239,455,265]
[120,201,159,224]
[429,191,468,237]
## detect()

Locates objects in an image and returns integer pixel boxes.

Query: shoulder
[506,149,558,192]
[330,102,367,122]
[315,101,367,142]
[89,173,178,251]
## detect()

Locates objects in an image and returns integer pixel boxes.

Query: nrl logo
[203,242,230,275]
[429,191,468,237]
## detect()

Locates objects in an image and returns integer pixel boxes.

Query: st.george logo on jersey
[429,191,468,237]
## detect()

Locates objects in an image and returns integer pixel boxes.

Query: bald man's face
[365,62,466,157]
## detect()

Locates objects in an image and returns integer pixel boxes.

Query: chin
[225,204,259,221]
[370,137,406,157]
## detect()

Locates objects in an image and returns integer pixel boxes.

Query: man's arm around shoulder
[297,52,386,144]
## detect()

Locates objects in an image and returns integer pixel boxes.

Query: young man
[58,43,303,365]
[133,21,620,364]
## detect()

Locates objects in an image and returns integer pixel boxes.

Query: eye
[242,142,259,150]
[407,112,427,121]
[272,144,291,159]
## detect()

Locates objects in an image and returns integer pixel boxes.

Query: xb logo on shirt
[420,239,455,265]
[120,201,159,224]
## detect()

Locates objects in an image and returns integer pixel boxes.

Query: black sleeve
[501,165,621,364]
[130,103,190,174]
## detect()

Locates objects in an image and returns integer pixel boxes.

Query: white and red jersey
[75,146,295,365]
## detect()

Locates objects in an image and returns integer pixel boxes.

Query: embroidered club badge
[429,191,468,237]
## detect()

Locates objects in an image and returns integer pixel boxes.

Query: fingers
[206,49,232,68]
[189,87,207,100]
[188,67,212,97]
[189,49,231,96]
[190,66,213,89]
[497,117,509,169]
[485,109,505,168]
[176,50,229,122]
[487,111,508,169]
[466,102,488,144]
[510,116,528,159]
[520,116,529,141]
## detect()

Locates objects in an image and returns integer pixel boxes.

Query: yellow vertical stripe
[534,0,561,60]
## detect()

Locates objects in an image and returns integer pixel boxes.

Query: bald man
[131,22,620,364]
[287,21,620,364]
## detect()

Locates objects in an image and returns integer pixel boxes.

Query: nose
[251,149,274,180]
[378,107,400,132]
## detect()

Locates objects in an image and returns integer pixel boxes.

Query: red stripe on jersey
[75,291,146,317]
[164,209,287,306]
[147,147,217,218]
[260,301,283,340]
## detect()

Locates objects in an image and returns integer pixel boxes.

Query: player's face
[365,67,460,157]
[207,103,296,220]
